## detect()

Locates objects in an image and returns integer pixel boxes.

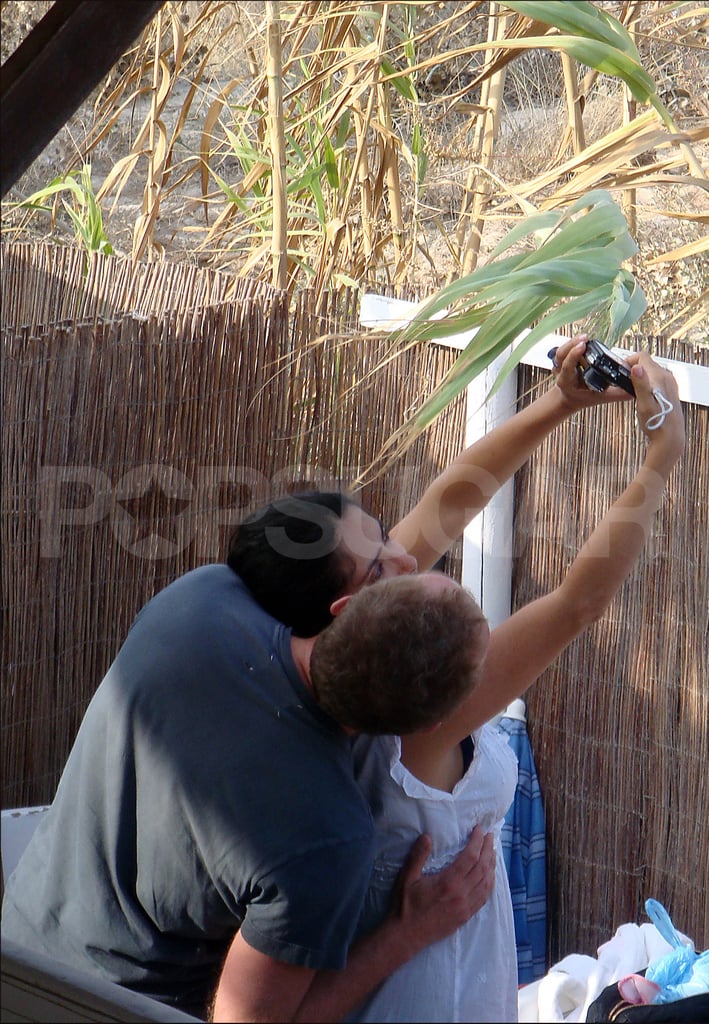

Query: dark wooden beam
[1,0,165,196]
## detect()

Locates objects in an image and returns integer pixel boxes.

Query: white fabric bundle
[518,921,687,1022]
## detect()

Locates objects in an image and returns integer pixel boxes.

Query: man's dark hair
[310,574,489,734]
[227,491,359,637]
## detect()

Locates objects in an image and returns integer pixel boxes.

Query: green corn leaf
[606,272,648,340]
[412,124,428,184]
[334,110,351,150]
[488,190,636,259]
[380,192,646,453]
[396,193,638,349]
[63,204,89,246]
[484,284,629,399]
[502,1,642,59]
[210,168,241,204]
[491,3,661,106]
[407,297,552,428]
[223,127,268,175]
[523,36,657,101]
[17,174,81,208]
[381,57,418,102]
[284,131,308,167]
[288,166,327,225]
[411,280,621,424]
[323,136,339,189]
[482,30,656,103]
[16,165,112,255]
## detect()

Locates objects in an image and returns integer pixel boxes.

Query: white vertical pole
[461,355,516,629]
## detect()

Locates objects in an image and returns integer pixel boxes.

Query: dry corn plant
[194,1,429,299]
[1,1,706,339]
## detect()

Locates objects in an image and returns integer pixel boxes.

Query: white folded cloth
[518,921,688,1022]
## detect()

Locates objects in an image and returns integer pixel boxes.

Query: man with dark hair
[227,491,364,636]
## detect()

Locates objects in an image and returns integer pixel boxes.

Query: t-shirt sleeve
[239,835,375,969]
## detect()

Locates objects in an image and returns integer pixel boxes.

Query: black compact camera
[549,338,635,396]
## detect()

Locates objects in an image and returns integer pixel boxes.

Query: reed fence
[1,242,706,967]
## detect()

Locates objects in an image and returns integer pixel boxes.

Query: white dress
[348,723,520,1023]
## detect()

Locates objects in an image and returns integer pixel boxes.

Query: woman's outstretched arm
[413,351,685,754]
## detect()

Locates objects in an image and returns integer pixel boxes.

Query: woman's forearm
[560,453,679,622]
[392,384,575,569]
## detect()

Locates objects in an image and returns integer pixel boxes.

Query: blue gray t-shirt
[2,565,375,1018]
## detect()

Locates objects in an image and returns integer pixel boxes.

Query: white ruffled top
[348,723,520,1023]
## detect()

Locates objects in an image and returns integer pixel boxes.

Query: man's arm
[391,335,633,570]
[211,826,495,1023]
[211,935,314,1023]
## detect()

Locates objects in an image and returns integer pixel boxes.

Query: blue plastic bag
[644,898,709,1004]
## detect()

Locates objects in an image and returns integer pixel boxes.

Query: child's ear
[329,594,352,617]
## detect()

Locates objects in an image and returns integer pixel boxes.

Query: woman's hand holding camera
[551,335,635,412]
[551,339,685,466]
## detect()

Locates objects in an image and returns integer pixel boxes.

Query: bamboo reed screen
[1,243,464,810]
[1,242,706,967]
[515,339,708,963]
